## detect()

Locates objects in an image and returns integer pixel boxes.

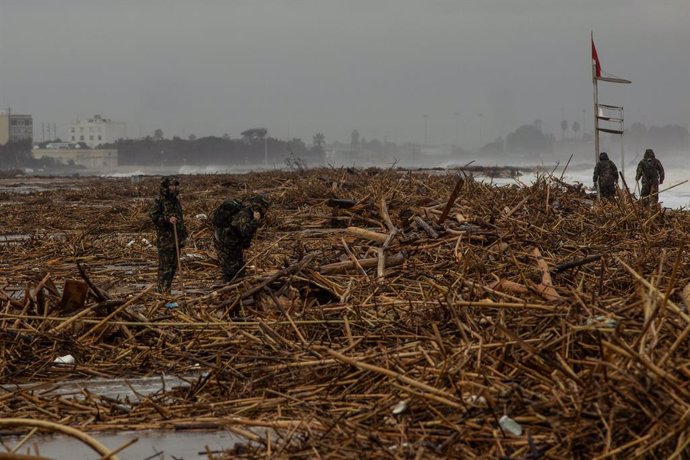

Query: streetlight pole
[264,136,268,165]
[423,114,429,146]
[478,113,483,146]
[582,109,586,138]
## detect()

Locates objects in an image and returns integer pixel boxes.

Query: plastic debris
[126,240,136,247]
[165,302,179,309]
[195,213,208,220]
[586,315,618,329]
[464,394,487,406]
[499,415,523,436]
[391,400,408,415]
[54,354,75,365]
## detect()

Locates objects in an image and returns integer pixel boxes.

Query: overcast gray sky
[1,0,688,147]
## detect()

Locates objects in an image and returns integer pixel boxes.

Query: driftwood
[319,252,405,275]
[489,278,530,295]
[326,198,357,209]
[2,169,690,458]
[531,247,560,301]
[438,174,465,225]
[345,227,388,244]
[413,216,439,239]
[552,254,602,274]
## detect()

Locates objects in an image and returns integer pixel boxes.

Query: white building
[69,114,126,147]
[0,111,33,145]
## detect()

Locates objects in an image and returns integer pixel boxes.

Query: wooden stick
[173,224,184,295]
[413,216,439,239]
[78,285,154,342]
[438,174,465,225]
[319,252,405,275]
[345,227,388,243]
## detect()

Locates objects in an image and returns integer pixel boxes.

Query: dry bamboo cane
[0,419,118,460]
[173,223,185,295]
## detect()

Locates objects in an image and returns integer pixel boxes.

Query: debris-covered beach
[2,167,690,458]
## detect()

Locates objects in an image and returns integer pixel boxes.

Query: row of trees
[476,121,690,157]
[105,129,327,166]
[625,123,689,150]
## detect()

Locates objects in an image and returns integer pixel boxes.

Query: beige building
[32,148,118,170]
[69,114,126,147]
[0,112,33,145]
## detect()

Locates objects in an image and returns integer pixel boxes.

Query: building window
[89,135,94,140]
[80,135,84,141]
[71,136,75,141]
[80,127,84,133]
[71,128,75,133]
[98,135,102,140]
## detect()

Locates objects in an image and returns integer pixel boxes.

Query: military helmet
[160,176,180,195]
[644,149,655,159]
[161,176,180,188]
[249,194,270,213]
[599,152,609,161]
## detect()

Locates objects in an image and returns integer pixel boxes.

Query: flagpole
[592,32,600,166]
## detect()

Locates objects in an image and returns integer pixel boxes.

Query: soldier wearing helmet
[635,149,665,207]
[211,194,270,283]
[593,152,619,200]
[149,176,187,293]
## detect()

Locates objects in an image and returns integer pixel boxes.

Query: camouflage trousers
[640,182,659,207]
[157,247,178,293]
[599,182,616,199]
[215,241,245,283]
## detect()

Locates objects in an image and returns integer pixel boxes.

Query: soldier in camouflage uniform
[149,176,187,293]
[635,149,665,207]
[212,195,269,283]
[593,152,619,200]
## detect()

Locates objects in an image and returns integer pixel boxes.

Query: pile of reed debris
[2,168,690,458]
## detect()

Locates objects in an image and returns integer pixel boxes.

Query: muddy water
[3,372,268,458]
[6,428,267,459]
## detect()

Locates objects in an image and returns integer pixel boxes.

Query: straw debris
[2,168,690,458]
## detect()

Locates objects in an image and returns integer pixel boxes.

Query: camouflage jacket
[149,192,187,250]
[636,158,664,184]
[593,159,619,186]
[212,200,261,248]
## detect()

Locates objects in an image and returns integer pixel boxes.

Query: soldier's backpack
[212,200,245,227]
[641,159,658,182]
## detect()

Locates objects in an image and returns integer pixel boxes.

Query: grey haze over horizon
[1,0,688,148]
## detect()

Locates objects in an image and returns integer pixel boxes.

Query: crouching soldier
[212,195,270,283]
[593,152,619,200]
[149,176,187,294]
[636,148,665,207]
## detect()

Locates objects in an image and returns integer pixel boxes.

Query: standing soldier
[212,195,269,283]
[593,152,619,199]
[635,149,665,207]
[149,176,187,294]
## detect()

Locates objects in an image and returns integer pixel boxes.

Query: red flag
[591,38,601,78]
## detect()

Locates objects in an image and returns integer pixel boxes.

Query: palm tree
[313,132,325,149]
[561,120,568,141]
